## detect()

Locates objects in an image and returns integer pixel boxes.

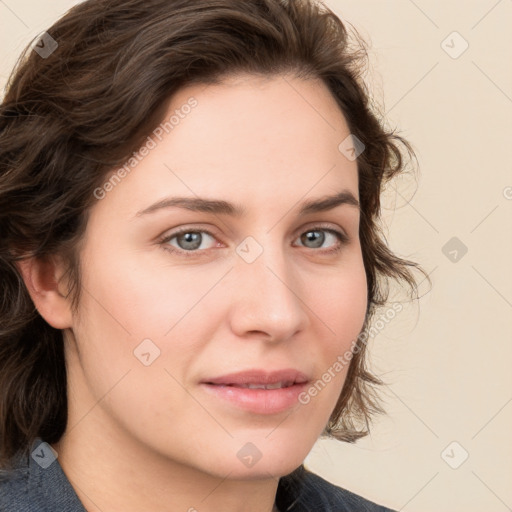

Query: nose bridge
[228,233,309,339]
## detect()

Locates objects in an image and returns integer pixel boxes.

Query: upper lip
[201,369,310,386]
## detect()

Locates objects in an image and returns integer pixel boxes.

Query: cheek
[72,246,221,400]
[77,240,205,336]
[319,260,368,343]
[297,268,367,421]
[311,258,368,398]
[69,256,206,434]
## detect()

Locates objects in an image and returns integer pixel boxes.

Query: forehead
[94,73,359,219]
[167,73,354,167]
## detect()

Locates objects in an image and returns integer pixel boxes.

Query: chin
[216,445,308,482]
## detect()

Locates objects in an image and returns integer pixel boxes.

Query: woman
[0,0,424,510]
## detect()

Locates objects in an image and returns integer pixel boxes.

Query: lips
[221,381,294,390]
[200,369,311,414]
[201,369,310,387]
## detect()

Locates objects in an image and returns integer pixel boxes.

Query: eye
[158,225,349,258]
[160,228,218,255]
[294,226,349,253]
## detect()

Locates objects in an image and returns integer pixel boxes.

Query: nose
[227,242,311,342]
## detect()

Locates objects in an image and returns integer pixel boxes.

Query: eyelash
[158,225,350,258]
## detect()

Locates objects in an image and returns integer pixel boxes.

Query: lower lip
[200,383,309,415]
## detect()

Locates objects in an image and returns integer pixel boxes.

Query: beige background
[1,1,511,511]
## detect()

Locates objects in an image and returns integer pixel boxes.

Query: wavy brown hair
[0,0,426,469]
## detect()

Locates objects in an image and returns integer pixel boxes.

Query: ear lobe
[16,255,73,329]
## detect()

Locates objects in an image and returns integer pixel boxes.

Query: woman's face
[64,73,367,479]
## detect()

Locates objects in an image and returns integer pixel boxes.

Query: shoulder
[276,464,397,512]
[0,456,30,510]
[0,439,86,512]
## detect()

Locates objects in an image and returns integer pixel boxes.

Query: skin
[19,73,367,512]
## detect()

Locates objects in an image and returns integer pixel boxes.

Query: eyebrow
[135,190,360,218]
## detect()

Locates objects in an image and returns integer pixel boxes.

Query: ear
[16,255,73,329]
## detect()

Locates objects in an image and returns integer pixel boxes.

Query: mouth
[207,381,297,390]
[201,368,310,387]
[200,369,310,414]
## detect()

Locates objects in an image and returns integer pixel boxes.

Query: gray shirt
[0,438,397,511]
